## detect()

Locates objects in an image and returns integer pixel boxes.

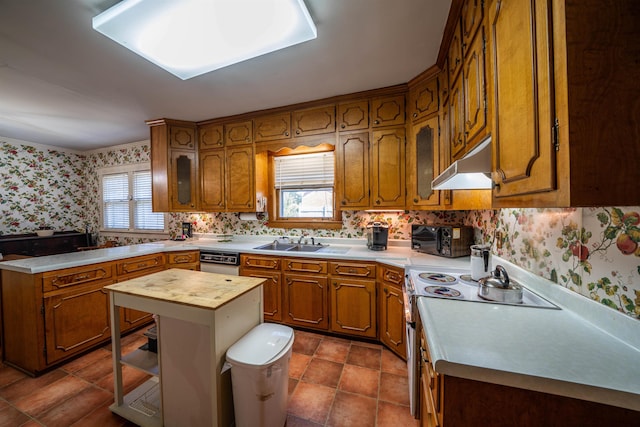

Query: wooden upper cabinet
[199,123,224,149]
[371,127,406,208]
[292,105,336,137]
[225,145,256,211]
[200,148,225,211]
[409,76,439,122]
[449,76,465,160]
[462,26,488,151]
[149,120,199,212]
[438,61,449,105]
[461,0,484,49]
[225,120,253,145]
[169,125,196,149]
[337,100,369,131]
[371,95,405,128]
[489,0,555,200]
[448,20,463,82]
[336,132,370,209]
[254,113,291,142]
[407,116,441,208]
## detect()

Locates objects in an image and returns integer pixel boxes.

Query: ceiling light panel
[93,0,317,80]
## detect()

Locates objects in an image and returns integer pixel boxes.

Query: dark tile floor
[0,328,417,426]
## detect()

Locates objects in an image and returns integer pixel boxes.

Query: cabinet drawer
[116,254,165,276]
[241,254,281,270]
[380,265,404,285]
[284,258,327,274]
[167,251,199,265]
[43,263,114,292]
[329,261,376,279]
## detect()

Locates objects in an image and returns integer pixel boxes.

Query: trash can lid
[226,323,294,366]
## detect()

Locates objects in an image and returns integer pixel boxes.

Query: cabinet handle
[296,129,301,135]
[374,120,380,125]
[384,287,388,294]
[413,198,419,203]
[412,112,418,118]
[455,57,460,65]
[376,199,381,205]
[285,131,289,136]
[341,200,346,205]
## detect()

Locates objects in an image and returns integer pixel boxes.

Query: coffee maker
[366,221,389,251]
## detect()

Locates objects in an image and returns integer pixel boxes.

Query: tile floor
[0,328,418,427]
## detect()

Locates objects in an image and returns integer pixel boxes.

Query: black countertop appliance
[366,221,389,251]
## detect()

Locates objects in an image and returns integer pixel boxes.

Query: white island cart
[105,268,265,427]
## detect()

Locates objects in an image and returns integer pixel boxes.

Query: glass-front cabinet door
[170,150,197,211]
[407,115,441,208]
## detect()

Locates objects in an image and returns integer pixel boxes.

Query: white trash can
[226,323,295,427]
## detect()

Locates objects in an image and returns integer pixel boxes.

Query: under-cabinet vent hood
[432,137,492,190]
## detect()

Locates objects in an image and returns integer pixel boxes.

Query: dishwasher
[199,250,240,275]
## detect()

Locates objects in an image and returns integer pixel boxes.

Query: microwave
[411,225,474,257]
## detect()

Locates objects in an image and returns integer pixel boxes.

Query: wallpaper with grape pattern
[1,139,638,320]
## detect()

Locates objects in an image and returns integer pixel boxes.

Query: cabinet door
[292,105,336,137]
[463,27,488,151]
[169,125,196,149]
[225,121,253,146]
[242,269,282,322]
[199,123,224,149]
[409,77,439,122]
[254,113,291,142]
[225,145,256,211]
[461,0,483,49]
[379,280,406,359]
[337,100,369,131]
[371,128,406,208]
[283,273,328,330]
[449,76,465,160]
[44,280,112,364]
[448,20,463,82]
[371,95,405,128]
[336,132,370,209]
[407,116,440,208]
[438,62,449,105]
[490,0,555,198]
[200,148,226,211]
[330,277,376,338]
[170,150,198,211]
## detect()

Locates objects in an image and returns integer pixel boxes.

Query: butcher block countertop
[104,268,265,310]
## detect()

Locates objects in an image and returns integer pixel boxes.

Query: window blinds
[274,152,335,188]
[133,171,164,230]
[103,173,129,229]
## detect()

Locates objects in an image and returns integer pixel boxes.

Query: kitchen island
[105,268,265,427]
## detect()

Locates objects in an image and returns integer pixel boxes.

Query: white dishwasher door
[200,263,240,275]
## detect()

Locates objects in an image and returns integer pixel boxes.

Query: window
[269,150,340,228]
[100,164,165,232]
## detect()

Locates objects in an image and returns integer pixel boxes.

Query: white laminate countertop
[104,268,265,310]
[0,234,470,274]
[417,257,640,412]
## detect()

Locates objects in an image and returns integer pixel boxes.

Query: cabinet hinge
[552,118,560,151]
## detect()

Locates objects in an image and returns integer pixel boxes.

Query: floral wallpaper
[1,139,638,320]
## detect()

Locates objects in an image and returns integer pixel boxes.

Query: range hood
[432,137,492,190]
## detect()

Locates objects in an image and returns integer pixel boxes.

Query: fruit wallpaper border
[1,139,638,320]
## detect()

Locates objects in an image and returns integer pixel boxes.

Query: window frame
[98,163,169,235]
[267,145,341,229]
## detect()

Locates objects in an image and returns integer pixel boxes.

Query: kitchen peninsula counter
[106,269,265,427]
[416,257,640,415]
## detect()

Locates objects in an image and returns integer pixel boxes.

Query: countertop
[105,268,265,310]
[0,234,470,274]
[416,256,640,412]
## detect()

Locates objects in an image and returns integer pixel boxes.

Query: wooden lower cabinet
[284,273,328,330]
[43,279,113,364]
[167,250,200,271]
[240,254,283,322]
[330,277,376,338]
[378,265,406,359]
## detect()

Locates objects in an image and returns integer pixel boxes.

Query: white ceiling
[0,0,451,151]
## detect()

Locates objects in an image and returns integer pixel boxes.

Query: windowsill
[267,219,342,230]
[100,230,170,236]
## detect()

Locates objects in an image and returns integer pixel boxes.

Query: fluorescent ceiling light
[92,0,317,80]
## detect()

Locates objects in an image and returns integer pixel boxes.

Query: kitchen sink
[254,242,326,252]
